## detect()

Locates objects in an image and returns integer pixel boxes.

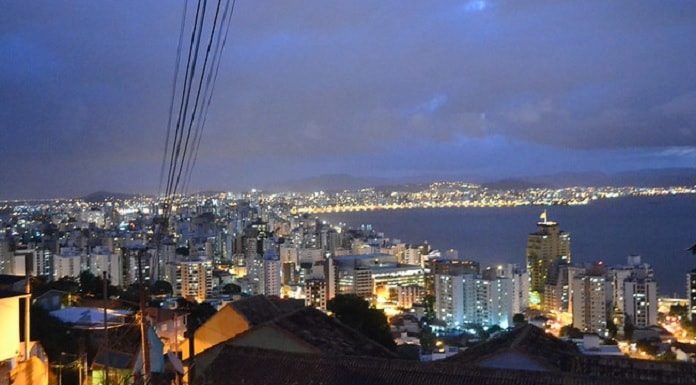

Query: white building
[88,248,123,287]
[168,258,213,302]
[434,272,512,328]
[12,248,52,278]
[53,254,82,280]
[262,251,281,297]
[512,269,529,315]
[571,274,607,335]
[623,277,658,328]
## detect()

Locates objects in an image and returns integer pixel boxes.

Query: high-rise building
[526,211,571,306]
[623,277,658,328]
[434,273,476,327]
[11,247,52,278]
[477,276,514,328]
[88,247,123,287]
[434,267,513,328]
[168,258,213,302]
[688,269,696,321]
[571,274,606,335]
[544,265,585,314]
[512,269,530,315]
[262,250,281,297]
[305,278,328,310]
[397,284,423,309]
[53,253,81,280]
[608,255,655,329]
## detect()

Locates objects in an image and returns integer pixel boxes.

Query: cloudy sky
[1,0,695,199]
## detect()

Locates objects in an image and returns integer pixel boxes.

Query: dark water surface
[321,195,696,296]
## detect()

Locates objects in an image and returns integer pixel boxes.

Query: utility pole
[138,249,151,381]
[103,271,109,385]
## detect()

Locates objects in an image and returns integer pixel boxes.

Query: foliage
[152,280,173,296]
[624,318,635,341]
[28,305,78,361]
[669,304,688,318]
[559,325,583,339]
[606,317,618,339]
[681,318,696,336]
[78,270,119,297]
[328,294,396,350]
[422,294,436,323]
[635,339,659,356]
[222,283,241,295]
[419,324,437,354]
[177,299,217,333]
[487,325,503,335]
[512,313,526,325]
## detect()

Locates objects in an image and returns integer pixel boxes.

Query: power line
[170,0,224,200]
[164,0,206,207]
[183,0,237,195]
[157,0,189,197]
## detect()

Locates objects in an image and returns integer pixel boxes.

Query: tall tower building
[688,269,696,321]
[571,273,607,335]
[623,277,657,328]
[526,211,571,306]
[168,258,213,302]
[262,249,281,297]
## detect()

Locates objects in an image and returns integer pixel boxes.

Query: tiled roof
[447,324,579,371]
[196,346,668,385]
[229,295,298,325]
[447,324,696,384]
[232,307,397,358]
[0,274,26,285]
[0,290,25,299]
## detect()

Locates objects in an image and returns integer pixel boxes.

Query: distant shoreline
[292,189,696,214]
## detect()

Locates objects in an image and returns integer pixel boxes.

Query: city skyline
[2,1,696,199]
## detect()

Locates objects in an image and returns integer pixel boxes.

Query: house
[32,289,69,312]
[0,275,27,292]
[572,334,623,356]
[182,295,302,359]
[0,290,49,385]
[145,307,188,353]
[447,324,696,384]
[192,345,665,385]
[90,325,165,385]
[190,307,397,384]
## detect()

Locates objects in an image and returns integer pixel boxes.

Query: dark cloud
[1,0,695,198]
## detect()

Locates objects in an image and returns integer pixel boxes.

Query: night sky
[1,1,695,199]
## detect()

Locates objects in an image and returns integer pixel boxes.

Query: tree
[28,305,78,361]
[152,280,173,296]
[422,294,436,323]
[222,283,241,295]
[624,318,635,341]
[79,270,98,294]
[419,325,437,354]
[328,294,396,350]
[559,325,583,339]
[513,313,526,326]
[177,299,217,332]
[670,304,688,318]
[606,317,618,339]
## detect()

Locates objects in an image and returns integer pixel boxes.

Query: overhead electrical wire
[182,0,236,194]
[164,0,206,209]
[170,0,223,201]
[157,0,189,197]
